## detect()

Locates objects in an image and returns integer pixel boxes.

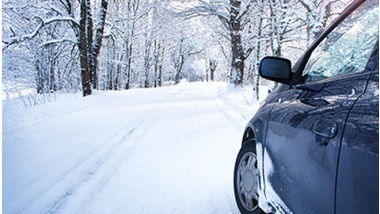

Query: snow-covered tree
[299,0,351,46]
[247,0,304,97]
[171,37,202,84]
[3,0,81,97]
[2,0,354,102]
[180,0,255,86]
[3,0,109,96]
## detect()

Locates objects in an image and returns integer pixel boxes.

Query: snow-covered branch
[3,16,79,50]
[39,38,77,47]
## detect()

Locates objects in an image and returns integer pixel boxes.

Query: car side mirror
[259,56,293,85]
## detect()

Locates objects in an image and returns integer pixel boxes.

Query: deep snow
[3,82,267,214]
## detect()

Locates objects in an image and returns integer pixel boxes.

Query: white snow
[3,82,267,214]
[256,143,292,214]
[373,89,379,97]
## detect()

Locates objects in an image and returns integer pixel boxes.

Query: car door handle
[300,98,330,107]
[313,119,338,147]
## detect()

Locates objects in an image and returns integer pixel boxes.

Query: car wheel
[234,140,263,214]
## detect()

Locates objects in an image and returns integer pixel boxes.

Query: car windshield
[302,0,379,82]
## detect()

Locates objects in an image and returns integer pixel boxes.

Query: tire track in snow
[40,89,183,214]
[212,98,247,134]
[18,115,144,214]
[6,123,130,214]
[36,89,184,214]
[6,84,245,214]
[12,88,186,214]
[43,124,141,214]
[59,92,183,213]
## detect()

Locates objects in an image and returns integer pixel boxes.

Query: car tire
[234,139,264,214]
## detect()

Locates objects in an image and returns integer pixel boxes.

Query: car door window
[303,0,379,83]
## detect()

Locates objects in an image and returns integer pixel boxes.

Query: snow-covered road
[3,82,265,214]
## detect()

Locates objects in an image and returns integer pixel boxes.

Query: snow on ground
[3,81,267,214]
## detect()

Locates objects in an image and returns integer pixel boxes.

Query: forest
[2,0,352,102]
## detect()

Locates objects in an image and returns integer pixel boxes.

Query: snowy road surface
[3,82,266,214]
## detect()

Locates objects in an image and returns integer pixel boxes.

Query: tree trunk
[143,36,151,88]
[230,0,244,86]
[108,65,113,90]
[153,40,158,88]
[79,0,91,96]
[86,0,93,65]
[175,72,181,84]
[254,2,264,100]
[158,45,165,87]
[209,60,217,81]
[158,64,163,87]
[115,63,122,90]
[89,0,108,89]
[125,41,133,90]
[106,38,115,90]
[36,59,44,94]
[124,0,138,90]
[175,56,184,85]
[77,0,108,96]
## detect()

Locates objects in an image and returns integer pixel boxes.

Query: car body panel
[237,0,379,213]
[336,48,379,214]
[263,71,370,213]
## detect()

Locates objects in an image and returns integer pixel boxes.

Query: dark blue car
[233,0,379,213]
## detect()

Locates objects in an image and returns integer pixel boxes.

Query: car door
[262,1,379,213]
[335,47,379,214]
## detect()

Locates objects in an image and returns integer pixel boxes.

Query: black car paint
[336,45,379,214]
[240,0,379,213]
[262,65,373,213]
